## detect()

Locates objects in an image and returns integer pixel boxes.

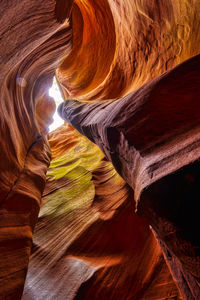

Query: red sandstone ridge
[0,0,200,299]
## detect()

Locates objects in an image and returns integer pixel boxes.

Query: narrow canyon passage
[0,1,200,299]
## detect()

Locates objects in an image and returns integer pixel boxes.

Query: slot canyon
[0,0,200,299]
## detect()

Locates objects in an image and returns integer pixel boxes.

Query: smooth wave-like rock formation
[23,125,182,300]
[59,53,200,299]
[0,1,73,298]
[1,0,200,299]
[57,0,200,100]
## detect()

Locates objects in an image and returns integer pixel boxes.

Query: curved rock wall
[0,1,73,298]
[23,125,182,300]
[59,53,200,299]
[55,0,200,298]
[57,0,200,100]
[1,0,200,299]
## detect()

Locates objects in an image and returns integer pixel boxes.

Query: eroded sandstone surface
[0,0,200,299]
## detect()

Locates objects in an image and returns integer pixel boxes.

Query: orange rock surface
[0,0,200,299]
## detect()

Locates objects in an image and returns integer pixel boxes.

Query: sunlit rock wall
[57,0,200,100]
[56,0,200,299]
[1,0,200,299]
[23,125,182,300]
[59,53,200,299]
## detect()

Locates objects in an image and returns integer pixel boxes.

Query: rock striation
[0,1,73,298]
[59,53,200,299]
[23,124,182,300]
[0,0,200,299]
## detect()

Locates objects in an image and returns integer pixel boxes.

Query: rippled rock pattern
[0,1,73,298]
[1,0,200,299]
[23,125,182,300]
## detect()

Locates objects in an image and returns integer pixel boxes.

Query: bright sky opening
[48,77,64,132]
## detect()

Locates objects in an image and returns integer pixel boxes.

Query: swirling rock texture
[0,0,73,298]
[23,124,182,300]
[1,0,200,299]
